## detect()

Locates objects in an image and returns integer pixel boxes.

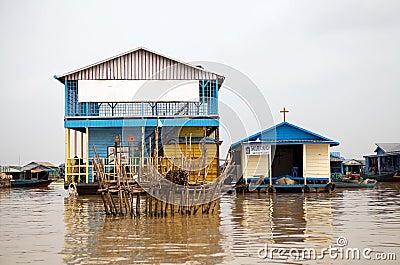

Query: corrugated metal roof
[22,161,56,171]
[55,47,225,83]
[374,143,400,153]
[343,159,364,166]
[232,122,339,147]
[34,161,56,167]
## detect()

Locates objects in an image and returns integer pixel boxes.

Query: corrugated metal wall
[61,48,223,81]
[88,128,123,158]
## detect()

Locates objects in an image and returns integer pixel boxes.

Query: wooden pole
[74,130,77,157]
[203,127,207,183]
[80,131,84,158]
[86,127,89,183]
[66,129,70,183]
[185,134,188,169]
[155,125,159,172]
[136,193,140,216]
[141,126,145,182]
[216,127,220,178]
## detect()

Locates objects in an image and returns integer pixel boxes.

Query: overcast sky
[0,0,399,166]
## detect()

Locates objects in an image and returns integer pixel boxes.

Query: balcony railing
[65,80,219,118]
[66,100,218,117]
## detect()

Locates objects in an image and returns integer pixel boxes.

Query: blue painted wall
[88,128,123,158]
[376,148,385,155]
[65,118,219,129]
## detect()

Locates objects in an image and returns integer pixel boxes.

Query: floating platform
[64,182,100,195]
[247,183,332,193]
[235,176,335,193]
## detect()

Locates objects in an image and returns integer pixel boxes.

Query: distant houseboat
[363,143,400,182]
[8,162,57,187]
[330,152,344,176]
[343,159,365,176]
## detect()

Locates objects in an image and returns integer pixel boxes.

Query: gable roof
[374,143,400,154]
[54,47,225,84]
[343,159,365,166]
[232,122,339,147]
[22,161,57,171]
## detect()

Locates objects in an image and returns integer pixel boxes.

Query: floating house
[22,161,58,180]
[54,47,224,188]
[364,143,400,175]
[330,152,344,175]
[2,162,58,181]
[343,159,365,175]
[231,121,339,192]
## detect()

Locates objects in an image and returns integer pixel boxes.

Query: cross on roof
[280,107,289,122]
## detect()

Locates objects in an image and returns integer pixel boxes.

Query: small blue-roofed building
[231,121,339,191]
[364,143,400,176]
[330,152,344,175]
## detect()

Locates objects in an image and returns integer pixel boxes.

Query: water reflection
[0,186,65,265]
[303,195,333,245]
[62,196,223,264]
[62,196,105,264]
[224,193,334,263]
[2,184,400,264]
[332,183,400,261]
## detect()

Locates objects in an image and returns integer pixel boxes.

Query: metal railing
[66,100,218,117]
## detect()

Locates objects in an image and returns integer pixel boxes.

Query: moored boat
[333,177,377,188]
[11,179,53,187]
[361,171,400,182]
[238,175,336,193]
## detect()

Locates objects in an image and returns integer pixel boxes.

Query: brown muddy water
[0,183,399,264]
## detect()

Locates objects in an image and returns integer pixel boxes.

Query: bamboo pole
[85,128,89,183]
[155,125,159,173]
[74,130,77,157]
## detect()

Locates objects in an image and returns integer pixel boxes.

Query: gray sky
[0,0,399,166]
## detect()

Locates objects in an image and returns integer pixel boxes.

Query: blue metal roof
[232,122,339,147]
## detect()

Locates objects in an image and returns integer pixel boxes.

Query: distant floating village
[1,47,399,214]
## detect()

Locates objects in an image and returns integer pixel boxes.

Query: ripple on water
[1,184,399,264]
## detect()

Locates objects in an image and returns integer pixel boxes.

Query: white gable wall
[303,144,330,179]
[241,144,271,179]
